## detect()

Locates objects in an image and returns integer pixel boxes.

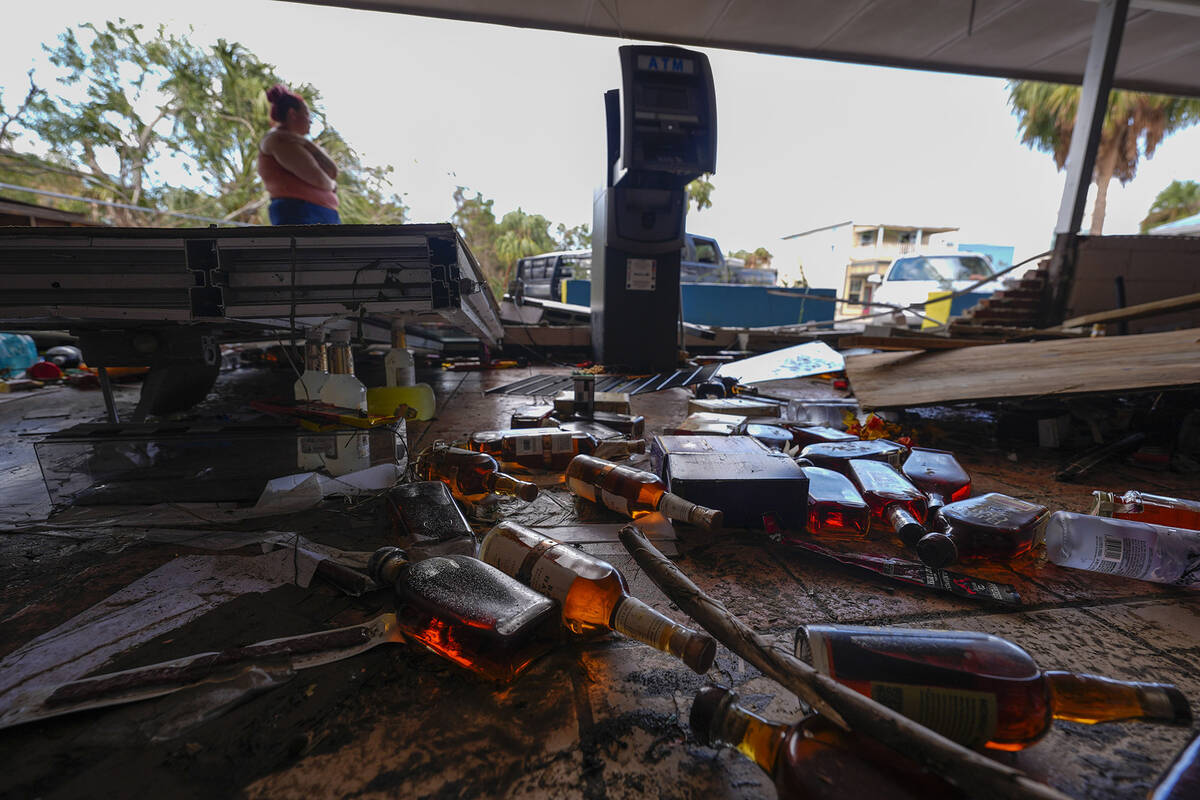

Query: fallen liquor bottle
[1043,511,1200,586]
[798,439,907,474]
[479,521,716,673]
[846,458,927,546]
[1090,489,1200,530]
[789,466,870,540]
[415,442,538,503]
[795,624,1191,751]
[369,546,558,681]
[784,538,1022,605]
[902,447,971,519]
[916,493,1049,569]
[466,428,644,470]
[743,423,794,452]
[381,481,477,560]
[690,685,962,799]
[565,454,723,531]
[781,424,858,448]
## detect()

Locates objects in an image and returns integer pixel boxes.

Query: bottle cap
[689,685,736,746]
[916,531,958,569]
[689,505,723,532]
[305,328,325,341]
[516,481,540,502]
[887,505,926,547]
[1089,491,1117,517]
[367,545,409,584]
[330,329,351,343]
[681,633,718,674]
[1137,684,1194,724]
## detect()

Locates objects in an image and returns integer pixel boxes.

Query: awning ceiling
[287,0,1200,98]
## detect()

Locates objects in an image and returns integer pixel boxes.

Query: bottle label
[600,487,631,516]
[1090,535,1150,577]
[300,435,336,456]
[479,529,528,577]
[528,552,579,602]
[611,597,672,648]
[548,432,573,454]
[513,434,542,456]
[567,475,598,502]
[869,682,998,749]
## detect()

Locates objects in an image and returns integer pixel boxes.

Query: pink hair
[265,84,306,124]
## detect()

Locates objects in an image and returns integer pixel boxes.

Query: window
[858,231,875,247]
[693,238,718,264]
[898,232,915,245]
[847,278,863,304]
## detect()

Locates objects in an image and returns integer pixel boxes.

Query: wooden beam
[839,335,989,351]
[1053,291,1200,330]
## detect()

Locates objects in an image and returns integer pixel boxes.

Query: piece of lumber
[845,327,1200,409]
[1052,291,1200,330]
[839,334,990,351]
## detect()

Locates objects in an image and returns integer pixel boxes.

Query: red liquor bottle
[786,466,870,541]
[917,493,1048,568]
[796,624,1191,751]
[902,447,971,518]
[798,439,907,476]
[845,459,927,545]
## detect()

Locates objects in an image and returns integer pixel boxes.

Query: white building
[775,221,958,317]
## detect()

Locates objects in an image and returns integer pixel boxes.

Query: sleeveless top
[257,149,339,210]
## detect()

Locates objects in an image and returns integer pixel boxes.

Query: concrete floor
[0,364,1198,799]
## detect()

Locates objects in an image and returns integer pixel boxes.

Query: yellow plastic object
[367,384,437,421]
[921,290,954,329]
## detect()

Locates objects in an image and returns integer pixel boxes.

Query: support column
[1044,0,1129,325]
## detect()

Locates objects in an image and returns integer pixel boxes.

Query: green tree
[555,222,590,250]
[1008,81,1200,234]
[495,208,556,273]
[686,174,714,212]
[729,247,773,269]
[1140,179,1200,233]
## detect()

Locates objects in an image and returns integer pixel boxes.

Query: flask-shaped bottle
[902,447,971,518]
[786,465,870,541]
[916,493,1048,568]
[479,521,716,673]
[845,459,927,545]
[795,624,1191,751]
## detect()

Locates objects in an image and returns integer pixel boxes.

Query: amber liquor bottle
[690,685,962,799]
[368,546,558,681]
[478,521,717,673]
[796,624,1191,751]
[902,447,971,518]
[1091,489,1200,529]
[786,465,870,541]
[467,428,644,471]
[798,439,907,475]
[564,454,723,531]
[415,442,539,503]
[846,459,927,545]
[917,493,1048,568]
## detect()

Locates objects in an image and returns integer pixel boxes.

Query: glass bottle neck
[305,339,327,372]
[709,697,786,776]
[1046,670,1190,725]
[328,343,354,376]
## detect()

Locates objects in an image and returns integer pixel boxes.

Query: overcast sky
[4,0,1200,287]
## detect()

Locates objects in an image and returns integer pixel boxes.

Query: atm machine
[591,46,717,372]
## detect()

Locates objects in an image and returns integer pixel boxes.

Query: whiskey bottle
[902,447,971,518]
[1090,489,1200,529]
[845,459,927,546]
[795,624,1191,751]
[478,521,717,673]
[798,439,907,475]
[565,454,723,531]
[786,466,870,541]
[368,546,559,682]
[690,685,961,799]
[916,493,1048,569]
[467,428,600,470]
[782,424,858,448]
[415,442,539,503]
[1043,511,1200,586]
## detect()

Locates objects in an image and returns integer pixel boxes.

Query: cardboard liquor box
[650,434,808,532]
[553,391,632,415]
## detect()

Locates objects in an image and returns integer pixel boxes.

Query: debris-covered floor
[1,363,1198,799]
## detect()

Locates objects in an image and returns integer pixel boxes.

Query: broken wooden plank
[838,335,990,351]
[1052,291,1200,330]
[845,327,1200,409]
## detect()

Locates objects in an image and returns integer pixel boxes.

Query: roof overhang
[282,0,1200,98]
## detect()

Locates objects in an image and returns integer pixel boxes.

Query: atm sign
[637,55,695,74]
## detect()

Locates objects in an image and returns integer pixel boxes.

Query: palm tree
[1140,179,1200,232]
[1007,82,1200,234]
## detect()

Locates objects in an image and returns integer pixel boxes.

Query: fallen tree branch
[619,524,1071,800]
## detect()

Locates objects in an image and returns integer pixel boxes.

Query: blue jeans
[269,198,341,225]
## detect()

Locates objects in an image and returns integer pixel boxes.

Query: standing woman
[258,84,341,224]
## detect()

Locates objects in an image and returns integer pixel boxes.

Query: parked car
[866,251,1001,326]
[509,250,591,301]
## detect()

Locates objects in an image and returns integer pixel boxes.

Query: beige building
[777,221,958,318]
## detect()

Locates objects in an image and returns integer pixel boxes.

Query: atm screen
[634,84,692,114]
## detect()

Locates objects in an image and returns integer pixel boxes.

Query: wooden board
[1053,291,1200,330]
[845,327,1200,409]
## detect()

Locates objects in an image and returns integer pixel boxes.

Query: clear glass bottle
[478,521,716,673]
[1043,511,1200,586]
[466,428,601,470]
[294,329,330,472]
[1090,490,1200,530]
[798,439,907,475]
[368,546,557,682]
[845,459,927,545]
[787,465,870,540]
[917,493,1048,569]
[317,329,370,476]
[415,443,539,503]
[690,685,961,799]
[902,447,971,518]
[565,454,723,531]
[796,624,1191,751]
